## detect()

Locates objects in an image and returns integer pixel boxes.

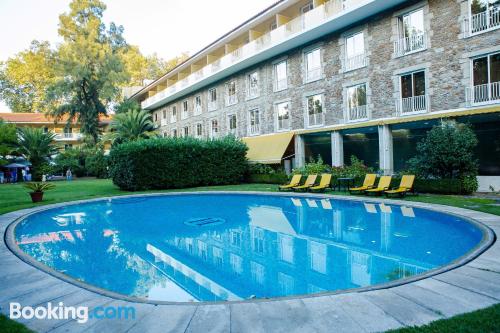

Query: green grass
[1,178,499,333]
[388,303,500,333]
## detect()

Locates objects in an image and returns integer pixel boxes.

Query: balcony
[464,8,500,37]
[54,133,83,141]
[226,94,237,106]
[141,0,407,110]
[466,82,500,106]
[393,33,427,57]
[345,105,368,122]
[396,95,429,115]
[345,53,367,72]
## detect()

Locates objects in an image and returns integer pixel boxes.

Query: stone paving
[1,192,499,333]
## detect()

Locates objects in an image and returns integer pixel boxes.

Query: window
[306,94,324,127]
[270,20,277,31]
[170,106,177,123]
[43,127,49,133]
[345,32,366,71]
[301,1,313,14]
[278,235,294,264]
[230,254,243,275]
[305,48,321,82]
[208,88,217,111]
[162,109,167,119]
[182,100,188,119]
[196,123,203,137]
[469,0,500,34]
[210,119,219,138]
[470,52,500,104]
[395,8,426,56]
[247,71,259,99]
[399,71,427,114]
[154,113,158,122]
[171,128,177,137]
[230,230,242,247]
[346,83,368,121]
[248,109,260,135]
[226,81,237,106]
[183,126,189,137]
[274,60,288,91]
[252,228,265,254]
[276,101,290,131]
[228,114,237,135]
[194,95,202,115]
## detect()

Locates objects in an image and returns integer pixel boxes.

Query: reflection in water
[15,194,482,302]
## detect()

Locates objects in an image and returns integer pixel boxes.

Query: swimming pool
[12,193,486,303]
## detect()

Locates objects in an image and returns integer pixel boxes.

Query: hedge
[247,172,289,184]
[109,137,248,191]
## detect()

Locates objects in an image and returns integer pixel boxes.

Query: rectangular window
[208,88,217,111]
[228,114,237,135]
[469,0,500,34]
[162,109,167,119]
[226,81,237,106]
[301,1,313,14]
[183,126,189,137]
[248,109,260,135]
[305,48,321,82]
[276,101,290,131]
[345,32,366,71]
[182,100,188,119]
[171,128,177,138]
[194,95,202,115]
[196,123,203,137]
[170,106,177,123]
[395,8,426,56]
[307,94,324,127]
[154,113,158,122]
[210,119,219,138]
[247,72,259,99]
[399,71,427,114]
[346,83,368,121]
[274,60,288,91]
[471,52,500,104]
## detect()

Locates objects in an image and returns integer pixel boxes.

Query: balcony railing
[345,53,367,72]
[194,105,202,115]
[346,105,368,122]
[249,124,260,135]
[394,33,427,57]
[226,94,237,106]
[54,133,83,141]
[141,0,373,110]
[248,86,259,99]
[464,8,500,37]
[466,82,500,106]
[396,94,429,115]
[308,112,324,127]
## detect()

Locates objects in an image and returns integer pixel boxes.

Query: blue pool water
[14,194,483,302]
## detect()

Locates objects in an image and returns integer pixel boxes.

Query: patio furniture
[336,177,354,192]
[349,174,377,194]
[385,175,415,197]
[293,174,318,191]
[279,174,302,191]
[309,174,332,192]
[365,176,392,195]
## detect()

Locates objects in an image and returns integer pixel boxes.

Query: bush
[247,173,289,184]
[85,150,109,178]
[248,163,275,175]
[109,136,248,191]
[293,155,332,175]
[53,148,87,177]
[390,177,476,195]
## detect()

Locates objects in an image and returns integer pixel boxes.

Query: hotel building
[128,0,500,189]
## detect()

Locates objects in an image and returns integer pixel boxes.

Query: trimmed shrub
[390,177,476,195]
[85,150,109,179]
[248,173,289,184]
[109,136,248,191]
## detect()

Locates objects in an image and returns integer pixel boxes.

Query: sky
[0,0,276,112]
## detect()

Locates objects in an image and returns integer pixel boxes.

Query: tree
[407,122,478,179]
[17,127,58,180]
[0,119,18,165]
[0,41,56,113]
[114,98,140,114]
[106,109,157,144]
[47,0,129,144]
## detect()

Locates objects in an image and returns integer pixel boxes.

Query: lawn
[0,178,499,333]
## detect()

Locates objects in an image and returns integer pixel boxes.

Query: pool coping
[1,191,500,332]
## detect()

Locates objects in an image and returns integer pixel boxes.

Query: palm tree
[17,127,58,180]
[106,109,158,145]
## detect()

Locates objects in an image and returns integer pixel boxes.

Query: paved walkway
[1,193,499,333]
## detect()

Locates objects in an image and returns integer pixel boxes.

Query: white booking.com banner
[9,302,136,323]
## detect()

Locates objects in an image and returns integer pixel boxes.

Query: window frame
[275,101,291,132]
[248,108,261,136]
[304,47,322,83]
[305,93,324,128]
[208,88,218,111]
[274,60,288,92]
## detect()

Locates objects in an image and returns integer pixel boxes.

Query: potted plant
[24,182,56,203]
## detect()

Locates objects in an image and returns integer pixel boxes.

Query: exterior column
[331,131,344,167]
[294,134,305,168]
[378,125,393,175]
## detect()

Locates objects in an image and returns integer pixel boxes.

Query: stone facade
[150,0,499,141]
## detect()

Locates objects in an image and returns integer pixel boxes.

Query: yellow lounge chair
[349,174,377,194]
[279,174,302,191]
[365,176,392,195]
[309,174,332,192]
[385,175,415,197]
[293,174,318,191]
